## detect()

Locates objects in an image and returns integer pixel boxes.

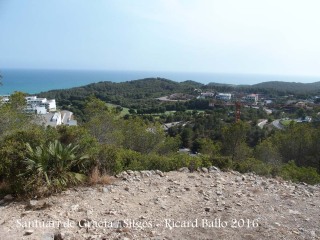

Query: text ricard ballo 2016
[16,218,259,230]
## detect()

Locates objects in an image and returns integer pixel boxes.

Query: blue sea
[1,69,320,95]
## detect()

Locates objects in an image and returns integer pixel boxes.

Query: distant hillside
[39,78,203,109]
[39,78,320,112]
[251,81,320,94]
[206,81,320,94]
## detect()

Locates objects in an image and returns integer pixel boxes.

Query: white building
[216,93,232,101]
[201,92,215,98]
[244,94,258,104]
[39,110,77,127]
[26,96,57,113]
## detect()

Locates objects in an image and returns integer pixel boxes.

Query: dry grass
[88,167,115,185]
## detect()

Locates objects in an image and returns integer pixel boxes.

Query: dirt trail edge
[1,168,319,240]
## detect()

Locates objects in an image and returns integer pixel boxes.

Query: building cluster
[197,91,259,104]
[25,96,57,114]
[1,95,77,127]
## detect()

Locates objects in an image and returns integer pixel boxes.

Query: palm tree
[20,140,89,194]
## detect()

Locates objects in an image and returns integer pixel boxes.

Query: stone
[205,207,210,212]
[201,167,208,173]
[140,170,152,177]
[208,166,220,172]
[26,199,52,210]
[28,200,39,209]
[289,209,301,215]
[54,231,63,240]
[70,204,79,211]
[102,187,109,193]
[126,170,134,175]
[178,167,190,173]
[155,170,164,177]
[42,232,54,240]
[3,194,14,201]
[24,229,34,235]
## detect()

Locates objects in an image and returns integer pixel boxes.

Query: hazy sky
[1,0,320,76]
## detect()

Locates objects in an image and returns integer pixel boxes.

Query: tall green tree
[222,121,251,161]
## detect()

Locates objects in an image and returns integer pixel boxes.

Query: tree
[128,108,136,114]
[0,92,33,138]
[122,118,165,154]
[222,121,251,161]
[180,127,193,148]
[272,124,313,167]
[254,139,281,165]
[83,97,122,145]
[192,138,221,156]
[9,91,27,110]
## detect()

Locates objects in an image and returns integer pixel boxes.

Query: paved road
[272,119,285,130]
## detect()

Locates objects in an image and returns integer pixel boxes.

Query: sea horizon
[1,68,320,95]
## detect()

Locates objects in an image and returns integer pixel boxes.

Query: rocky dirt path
[1,168,320,240]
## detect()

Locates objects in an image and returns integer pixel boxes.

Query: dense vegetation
[38,78,320,122]
[1,79,320,198]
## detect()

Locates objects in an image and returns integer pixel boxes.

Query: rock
[235,177,242,182]
[124,187,130,191]
[208,166,220,172]
[201,167,208,173]
[26,200,51,210]
[3,194,14,201]
[205,207,210,212]
[42,232,54,240]
[155,170,164,177]
[54,231,63,240]
[216,191,223,195]
[102,187,109,193]
[24,229,34,235]
[140,170,152,177]
[126,170,134,175]
[289,209,301,215]
[70,204,79,211]
[28,200,39,209]
[178,167,190,173]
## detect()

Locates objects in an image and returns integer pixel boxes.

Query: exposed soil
[1,168,319,240]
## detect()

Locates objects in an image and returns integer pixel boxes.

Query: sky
[1,0,320,76]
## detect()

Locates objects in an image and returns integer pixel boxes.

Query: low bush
[234,158,273,176]
[279,161,320,185]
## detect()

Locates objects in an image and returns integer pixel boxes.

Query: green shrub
[18,140,90,197]
[95,144,123,174]
[234,158,273,176]
[210,156,233,170]
[280,161,320,185]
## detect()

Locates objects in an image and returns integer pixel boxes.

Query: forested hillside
[207,81,320,95]
[1,90,320,200]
